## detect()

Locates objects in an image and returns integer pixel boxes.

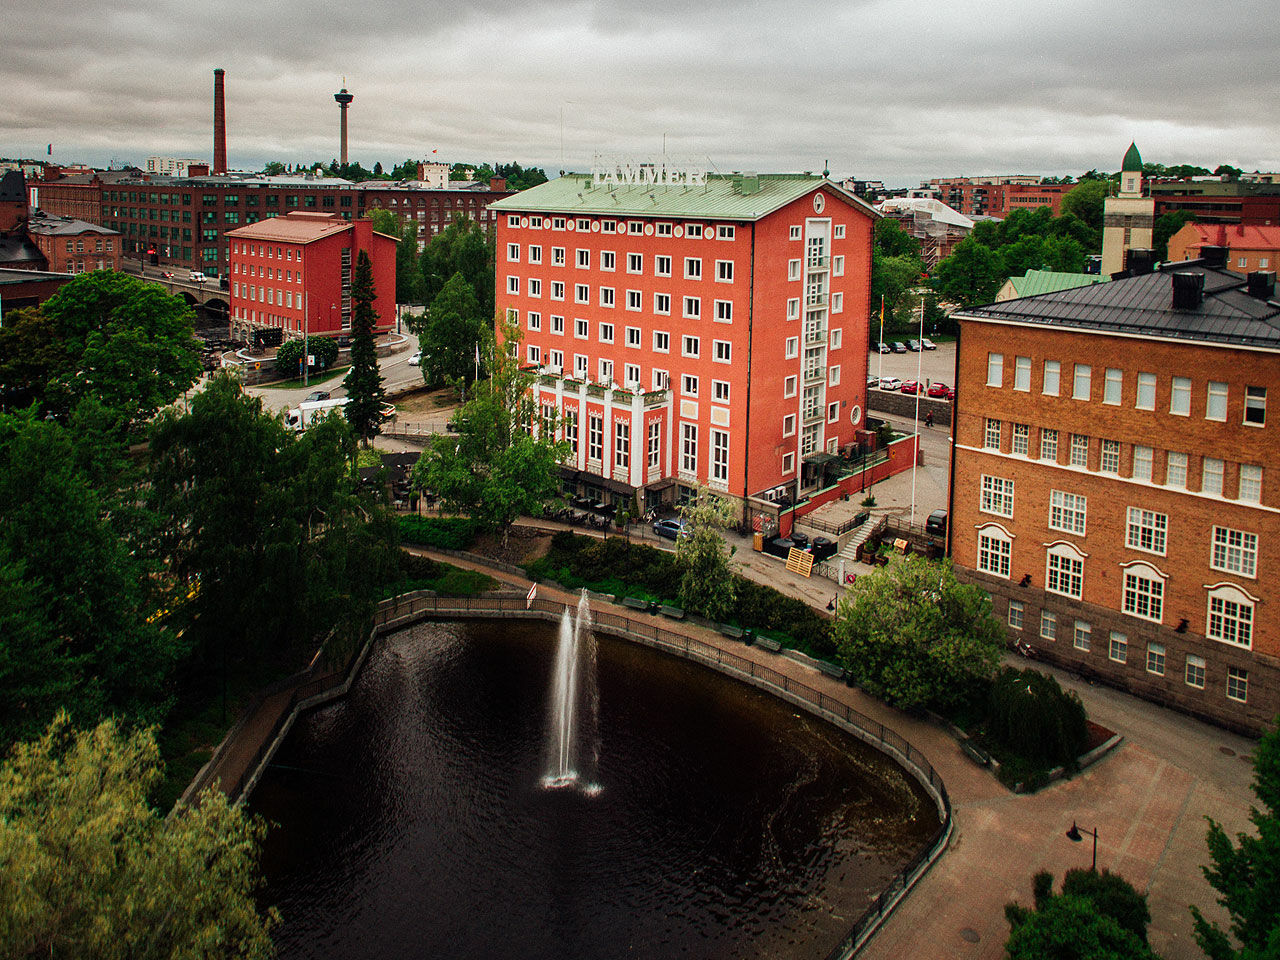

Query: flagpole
[910,295,923,525]
[877,295,885,382]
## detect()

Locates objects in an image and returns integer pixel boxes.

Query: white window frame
[1170,376,1191,416]
[1207,585,1255,649]
[979,475,1014,517]
[713,340,731,363]
[1185,655,1206,689]
[1040,428,1058,462]
[1014,356,1031,391]
[1104,368,1122,405]
[987,352,1003,387]
[1045,543,1085,599]
[684,257,702,280]
[1239,464,1262,503]
[625,326,641,349]
[681,335,700,358]
[1008,600,1024,630]
[1108,632,1128,664]
[1040,610,1057,641]
[1049,490,1087,535]
[1126,507,1168,555]
[1211,526,1257,577]
[1043,360,1060,396]
[1227,667,1248,703]
[653,331,670,353]
[1121,563,1165,623]
[1073,363,1092,400]
[1136,372,1156,410]
[976,524,1012,579]
[1206,381,1228,421]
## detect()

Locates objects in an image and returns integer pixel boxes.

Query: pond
[252,618,939,960]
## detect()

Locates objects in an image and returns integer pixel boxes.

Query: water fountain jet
[542,590,599,792]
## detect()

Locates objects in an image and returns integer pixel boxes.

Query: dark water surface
[252,620,939,960]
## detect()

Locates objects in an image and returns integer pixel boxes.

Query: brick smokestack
[213,68,227,175]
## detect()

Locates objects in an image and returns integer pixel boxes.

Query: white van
[189,271,208,283]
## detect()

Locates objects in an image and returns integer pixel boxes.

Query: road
[867,340,957,388]
[245,331,423,415]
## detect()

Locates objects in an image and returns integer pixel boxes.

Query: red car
[900,380,919,394]
[927,382,951,399]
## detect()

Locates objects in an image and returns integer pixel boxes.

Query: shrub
[275,336,339,376]
[398,516,480,550]
[987,667,1089,768]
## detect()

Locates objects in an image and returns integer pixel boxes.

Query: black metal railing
[193,591,951,957]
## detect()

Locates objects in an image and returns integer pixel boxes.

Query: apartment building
[949,259,1280,733]
[490,170,878,514]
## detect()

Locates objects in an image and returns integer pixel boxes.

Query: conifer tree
[342,250,385,445]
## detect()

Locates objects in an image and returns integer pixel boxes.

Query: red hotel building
[490,172,877,514]
[226,212,396,340]
[949,256,1280,733]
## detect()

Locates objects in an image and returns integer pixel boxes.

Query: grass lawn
[257,366,351,390]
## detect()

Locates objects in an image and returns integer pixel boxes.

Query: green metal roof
[489,173,878,221]
[1122,142,1143,172]
[1008,269,1108,298]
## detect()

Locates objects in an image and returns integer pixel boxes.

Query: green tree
[1154,211,1196,261]
[368,209,423,304]
[419,213,495,315]
[275,335,338,377]
[40,271,202,433]
[0,711,276,958]
[0,307,64,412]
[988,667,1089,767]
[833,556,1003,710]
[261,161,286,176]
[390,158,418,180]
[1192,718,1280,959]
[342,251,386,445]
[674,487,738,621]
[149,373,396,671]
[1059,180,1114,240]
[1215,164,1243,181]
[932,238,1004,307]
[420,272,488,386]
[1005,887,1158,960]
[411,320,566,546]
[0,411,176,748]
[875,217,922,258]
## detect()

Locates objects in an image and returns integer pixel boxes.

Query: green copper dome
[1122,142,1143,172]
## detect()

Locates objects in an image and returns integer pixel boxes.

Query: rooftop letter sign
[591,155,708,187]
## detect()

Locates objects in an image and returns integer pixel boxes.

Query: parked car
[925,509,948,536]
[891,341,908,353]
[926,381,951,398]
[879,377,902,391]
[161,270,174,279]
[653,518,693,541]
[900,380,920,394]
[408,352,422,366]
[921,338,938,350]
[875,342,891,354]
[867,374,880,388]
[188,271,207,283]
[304,390,331,402]
[907,340,921,351]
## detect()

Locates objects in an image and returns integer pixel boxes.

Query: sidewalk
[407,542,1253,960]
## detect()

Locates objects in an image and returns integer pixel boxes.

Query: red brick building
[226,212,397,340]
[927,177,1073,217]
[26,213,121,274]
[491,171,879,515]
[949,257,1280,733]
[1167,223,1280,273]
[28,170,512,280]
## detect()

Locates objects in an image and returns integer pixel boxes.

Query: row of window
[233,262,300,283]
[231,241,304,263]
[506,246,737,279]
[977,522,1257,646]
[61,237,114,252]
[1009,602,1251,703]
[507,276,844,319]
[526,346,738,395]
[987,354,1267,425]
[557,410,732,484]
[982,419,1264,503]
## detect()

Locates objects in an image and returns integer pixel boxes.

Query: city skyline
[4,0,1279,186]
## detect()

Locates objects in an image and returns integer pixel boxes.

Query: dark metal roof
[958,263,1280,349]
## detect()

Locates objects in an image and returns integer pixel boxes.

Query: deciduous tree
[674,487,738,621]
[40,271,202,433]
[932,237,1004,307]
[420,272,488,386]
[833,556,1003,710]
[0,711,277,959]
[412,320,566,545]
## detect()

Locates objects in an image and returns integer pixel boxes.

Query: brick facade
[950,272,1280,734]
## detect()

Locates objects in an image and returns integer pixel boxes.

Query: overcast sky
[5,0,1278,186]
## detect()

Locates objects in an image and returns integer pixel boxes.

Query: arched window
[1205,583,1257,649]
[976,524,1013,579]
[1045,541,1086,599]
[1121,560,1166,623]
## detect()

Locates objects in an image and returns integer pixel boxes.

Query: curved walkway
[406,545,1254,960]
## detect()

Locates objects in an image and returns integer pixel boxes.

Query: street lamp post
[1066,821,1098,871]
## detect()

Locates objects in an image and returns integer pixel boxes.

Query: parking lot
[867,340,956,391]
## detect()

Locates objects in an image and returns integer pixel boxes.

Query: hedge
[398,516,481,551]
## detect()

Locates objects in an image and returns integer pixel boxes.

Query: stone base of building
[958,567,1277,738]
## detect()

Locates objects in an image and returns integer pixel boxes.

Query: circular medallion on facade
[850,404,862,425]
[813,193,826,213]
[705,228,715,241]
[673,226,683,238]
[644,223,654,236]
[567,221,576,231]
[520,217,530,228]
[591,221,600,232]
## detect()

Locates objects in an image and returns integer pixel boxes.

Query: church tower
[1101,142,1155,276]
